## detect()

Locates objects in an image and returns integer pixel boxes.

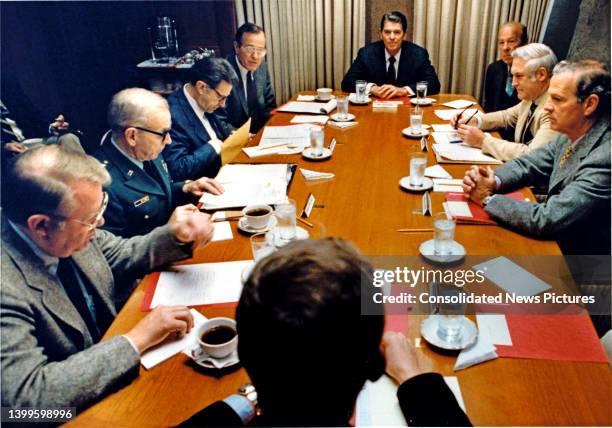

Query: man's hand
[381,331,425,384]
[370,84,406,99]
[124,305,194,354]
[450,112,478,128]
[168,204,199,224]
[183,177,224,196]
[462,165,496,205]
[456,125,485,148]
[170,209,214,247]
[49,114,70,135]
[3,142,27,154]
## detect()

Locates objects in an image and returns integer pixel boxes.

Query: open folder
[221,119,251,165]
[277,99,337,115]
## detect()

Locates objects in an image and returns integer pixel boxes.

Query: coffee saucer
[330,113,356,122]
[348,94,371,105]
[237,216,277,234]
[272,226,309,247]
[190,347,240,370]
[302,147,332,160]
[420,315,478,350]
[402,127,430,138]
[399,176,433,192]
[314,95,336,102]
[419,239,466,264]
[410,97,436,106]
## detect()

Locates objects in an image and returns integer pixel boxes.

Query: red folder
[445,191,525,225]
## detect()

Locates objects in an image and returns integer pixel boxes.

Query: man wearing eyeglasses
[215,22,276,133]
[162,57,238,181]
[94,88,224,238]
[1,145,213,409]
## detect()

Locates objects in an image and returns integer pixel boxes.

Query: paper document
[201,164,293,209]
[372,100,402,109]
[141,309,207,369]
[242,145,303,158]
[435,108,478,121]
[431,124,456,132]
[441,99,475,109]
[300,168,335,181]
[433,178,463,193]
[278,100,337,114]
[433,143,502,164]
[328,121,358,129]
[258,124,316,151]
[444,201,473,218]
[150,260,252,308]
[290,115,329,124]
[432,131,462,145]
[221,119,251,165]
[425,164,452,179]
[356,375,466,426]
[211,221,233,242]
[454,331,498,371]
[296,95,316,101]
[473,256,552,296]
[476,314,513,346]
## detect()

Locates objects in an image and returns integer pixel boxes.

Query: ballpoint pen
[453,104,472,129]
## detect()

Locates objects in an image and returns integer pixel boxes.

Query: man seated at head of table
[215,22,276,134]
[1,145,210,409]
[181,239,471,427]
[452,43,559,162]
[341,11,441,99]
[483,22,527,115]
[162,57,238,181]
[93,88,224,238]
[462,59,610,256]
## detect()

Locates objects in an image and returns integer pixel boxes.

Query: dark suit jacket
[179,373,471,427]
[163,89,231,181]
[487,116,611,255]
[341,40,441,95]
[215,55,276,133]
[483,60,520,113]
[94,135,192,238]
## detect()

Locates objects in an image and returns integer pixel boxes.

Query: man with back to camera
[180,238,471,426]
[452,43,560,162]
[341,11,440,99]
[461,60,610,257]
[163,57,238,181]
[94,87,224,238]
[1,145,213,409]
[215,22,276,134]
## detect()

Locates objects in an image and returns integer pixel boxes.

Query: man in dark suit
[94,88,223,238]
[483,22,526,139]
[341,11,440,98]
[163,57,237,181]
[1,145,212,409]
[181,239,471,427]
[216,23,276,133]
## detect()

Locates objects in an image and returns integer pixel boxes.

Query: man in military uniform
[93,88,224,238]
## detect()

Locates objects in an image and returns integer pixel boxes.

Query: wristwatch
[483,195,495,206]
[183,179,193,193]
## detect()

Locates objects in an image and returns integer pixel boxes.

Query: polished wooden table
[68,94,611,427]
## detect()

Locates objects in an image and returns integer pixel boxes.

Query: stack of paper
[259,124,316,148]
[433,178,464,192]
[431,124,456,132]
[434,108,479,121]
[201,164,293,209]
[424,164,452,179]
[441,99,475,109]
[432,131,462,145]
[372,100,402,109]
[300,168,335,181]
[290,115,329,124]
[296,95,316,101]
[278,99,337,114]
[432,143,502,164]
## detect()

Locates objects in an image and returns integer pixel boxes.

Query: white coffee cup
[317,88,332,100]
[242,204,273,229]
[197,317,238,359]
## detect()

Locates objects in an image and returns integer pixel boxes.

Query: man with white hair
[94,88,224,238]
[452,43,559,161]
[1,145,214,409]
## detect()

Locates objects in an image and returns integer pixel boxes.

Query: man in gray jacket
[1,145,213,409]
[462,60,610,256]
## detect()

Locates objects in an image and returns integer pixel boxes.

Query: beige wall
[365,0,413,43]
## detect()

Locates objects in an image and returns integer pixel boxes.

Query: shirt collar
[385,48,401,63]
[183,84,207,120]
[110,137,143,170]
[235,55,251,81]
[8,220,59,276]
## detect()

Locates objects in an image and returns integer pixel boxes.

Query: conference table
[67,94,611,427]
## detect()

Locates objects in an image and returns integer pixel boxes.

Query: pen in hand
[453,104,472,129]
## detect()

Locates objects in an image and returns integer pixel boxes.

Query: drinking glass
[336,96,349,120]
[416,81,428,102]
[310,127,324,157]
[355,80,367,102]
[250,232,276,261]
[433,212,456,255]
[275,199,297,242]
[410,108,423,134]
[409,152,427,186]
[436,288,466,342]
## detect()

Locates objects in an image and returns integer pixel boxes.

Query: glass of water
[436,288,466,342]
[250,232,276,261]
[410,107,423,134]
[336,95,349,120]
[416,81,428,103]
[355,80,367,102]
[310,127,324,157]
[409,152,427,187]
[275,199,297,242]
[433,212,456,255]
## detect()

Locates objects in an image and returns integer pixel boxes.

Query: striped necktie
[520,102,537,144]
[559,144,574,167]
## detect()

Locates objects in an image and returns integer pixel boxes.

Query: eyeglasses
[206,84,230,102]
[132,126,171,141]
[240,44,267,57]
[50,192,109,230]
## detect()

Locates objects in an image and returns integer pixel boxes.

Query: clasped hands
[370,84,409,99]
[462,165,497,206]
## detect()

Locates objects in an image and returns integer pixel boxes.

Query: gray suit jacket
[486,116,611,255]
[1,219,191,409]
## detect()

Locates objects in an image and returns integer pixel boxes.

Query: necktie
[386,56,397,84]
[559,144,574,166]
[505,74,514,97]
[520,102,537,144]
[1,102,25,142]
[57,257,101,342]
[143,160,164,189]
[246,71,257,116]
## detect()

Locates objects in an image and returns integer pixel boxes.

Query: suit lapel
[229,55,248,115]
[397,41,411,85]
[374,42,388,83]
[177,90,213,146]
[71,246,117,319]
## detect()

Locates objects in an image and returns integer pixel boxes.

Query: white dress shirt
[366,49,414,96]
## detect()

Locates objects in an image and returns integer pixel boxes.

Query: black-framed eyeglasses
[206,84,230,102]
[49,192,109,230]
[132,126,171,141]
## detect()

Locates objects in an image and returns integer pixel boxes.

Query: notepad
[441,99,475,109]
[290,115,329,124]
[432,131,462,145]
[425,164,452,179]
[433,178,463,193]
[277,99,337,114]
[473,256,552,296]
[432,143,502,164]
[434,108,478,121]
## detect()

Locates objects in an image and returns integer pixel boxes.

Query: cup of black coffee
[242,204,273,230]
[197,317,238,358]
